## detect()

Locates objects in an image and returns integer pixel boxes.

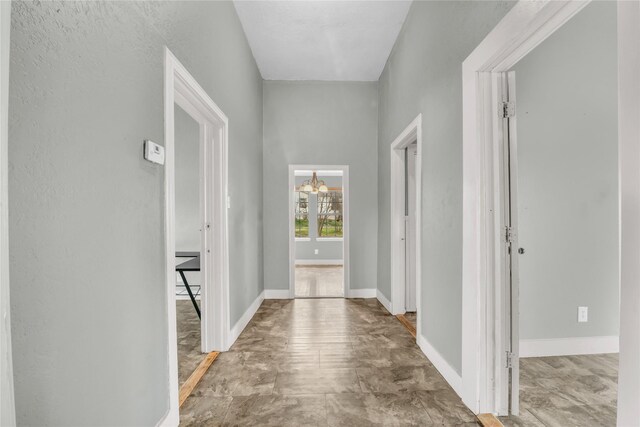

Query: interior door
[501,71,521,416]
[405,143,417,312]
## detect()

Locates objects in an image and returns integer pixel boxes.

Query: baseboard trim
[348,288,376,298]
[228,291,264,348]
[417,333,463,396]
[264,289,292,299]
[176,294,201,301]
[155,408,178,427]
[520,336,619,358]
[295,259,344,266]
[376,289,392,313]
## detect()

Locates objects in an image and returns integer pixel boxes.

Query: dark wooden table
[176,252,201,319]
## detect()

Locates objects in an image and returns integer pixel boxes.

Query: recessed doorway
[390,115,423,337]
[288,165,349,298]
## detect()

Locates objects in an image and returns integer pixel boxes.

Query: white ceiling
[233,1,412,81]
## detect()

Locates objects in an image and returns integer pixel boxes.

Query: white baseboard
[348,288,376,298]
[295,259,344,266]
[155,409,178,427]
[176,294,201,301]
[520,336,619,358]
[264,289,292,299]
[228,290,265,348]
[417,334,463,396]
[376,289,392,313]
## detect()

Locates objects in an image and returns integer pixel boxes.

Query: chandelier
[299,172,328,194]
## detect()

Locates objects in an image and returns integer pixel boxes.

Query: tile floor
[179,298,479,426]
[177,299,205,386]
[501,353,618,426]
[295,265,344,298]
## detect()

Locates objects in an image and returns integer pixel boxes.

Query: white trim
[376,290,392,314]
[462,1,640,420]
[289,165,349,300]
[228,291,265,348]
[617,2,640,425]
[417,333,463,396]
[175,295,202,301]
[389,115,423,348]
[295,259,343,266]
[295,237,311,242]
[162,47,230,425]
[348,288,376,299]
[264,289,292,300]
[316,237,344,242]
[0,1,14,425]
[520,336,619,358]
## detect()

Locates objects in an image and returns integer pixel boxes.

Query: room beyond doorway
[288,165,350,298]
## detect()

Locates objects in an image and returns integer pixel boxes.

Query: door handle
[518,248,525,254]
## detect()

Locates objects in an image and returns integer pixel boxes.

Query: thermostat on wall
[144,140,165,165]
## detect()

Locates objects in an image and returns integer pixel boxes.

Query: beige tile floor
[177,300,205,386]
[501,354,618,426]
[179,298,479,426]
[295,265,344,298]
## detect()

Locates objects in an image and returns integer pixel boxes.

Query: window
[317,190,343,238]
[295,191,309,238]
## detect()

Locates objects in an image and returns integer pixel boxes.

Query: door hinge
[505,226,515,244]
[501,101,516,118]
[506,351,514,369]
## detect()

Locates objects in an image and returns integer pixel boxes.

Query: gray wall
[513,1,619,341]
[294,175,343,261]
[377,1,515,374]
[264,81,378,290]
[8,2,263,425]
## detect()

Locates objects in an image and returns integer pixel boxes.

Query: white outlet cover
[314,249,319,255]
[578,306,588,323]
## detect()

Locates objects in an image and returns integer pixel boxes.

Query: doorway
[500,2,619,422]
[163,47,230,422]
[390,115,422,335]
[288,165,349,299]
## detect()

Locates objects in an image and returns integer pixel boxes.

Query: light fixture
[299,172,328,194]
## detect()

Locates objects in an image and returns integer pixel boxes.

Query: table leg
[178,270,201,319]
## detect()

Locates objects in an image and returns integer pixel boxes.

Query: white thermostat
[144,140,165,165]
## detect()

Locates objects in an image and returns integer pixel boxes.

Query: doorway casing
[162,47,230,426]
[288,165,349,298]
[461,1,640,422]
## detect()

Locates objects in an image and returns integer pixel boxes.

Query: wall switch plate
[578,306,588,323]
[314,249,319,255]
[144,140,165,165]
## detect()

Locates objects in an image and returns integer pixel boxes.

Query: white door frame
[288,165,349,298]
[390,114,422,334]
[0,1,15,425]
[162,47,230,425]
[461,1,640,422]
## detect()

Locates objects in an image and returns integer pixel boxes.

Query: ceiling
[233,1,412,81]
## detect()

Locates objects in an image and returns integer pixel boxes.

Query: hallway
[180,298,477,425]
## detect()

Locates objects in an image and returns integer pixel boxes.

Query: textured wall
[513,1,619,341]
[377,1,515,374]
[8,1,262,425]
[263,81,378,291]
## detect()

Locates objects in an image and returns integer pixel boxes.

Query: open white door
[499,71,521,416]
[405,144,417,312]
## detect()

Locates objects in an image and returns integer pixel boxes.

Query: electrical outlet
[578,306,588,323]
[314,249,319,255]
